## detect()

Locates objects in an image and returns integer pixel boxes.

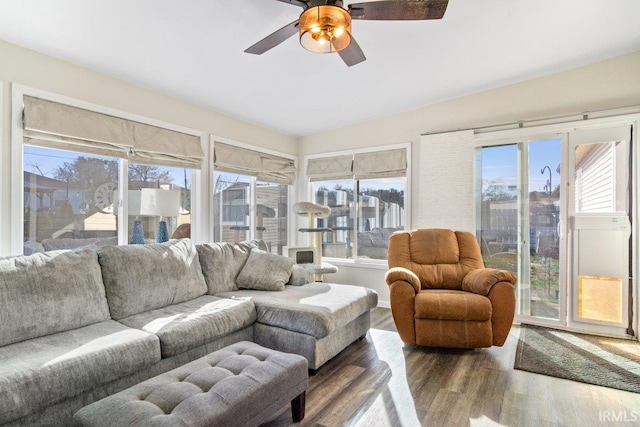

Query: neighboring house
[575,141,626,213]
[23,171,85,214]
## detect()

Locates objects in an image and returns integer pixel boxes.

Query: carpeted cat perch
[293,201,337,281]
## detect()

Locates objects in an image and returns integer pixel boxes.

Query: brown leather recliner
[386,229,516,348]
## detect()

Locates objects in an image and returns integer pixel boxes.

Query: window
[214,172,251,243]
[256,180,289,254]
[212,141,295,254]
[22,147,193,252]
[17,92,203,255]
[127,163,192,243]
[312,179,354,259]
[23,146,121,253]
[307,146,408,262]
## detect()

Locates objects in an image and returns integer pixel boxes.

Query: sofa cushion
[118,295,257,358]
[0,320,160,425]
[217,283,378,339]
[236,249,293,291]
[0,249,110,347]
[196,240,268,294]
[287,265,309,286]
[98,239,207,320]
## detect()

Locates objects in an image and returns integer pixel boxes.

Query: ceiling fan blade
[245,20,300,55]
[348,0,448,20]
[274,0,308,9]
[337,36,366,67]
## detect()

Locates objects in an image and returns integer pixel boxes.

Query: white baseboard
[376,300,390,309]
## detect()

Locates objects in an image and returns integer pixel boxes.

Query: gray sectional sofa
[0,239,377,426]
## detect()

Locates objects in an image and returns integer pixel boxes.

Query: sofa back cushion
[196,240,268,294]
[0,249,110,347]
[42,236,119,251]
[98,239,207,320]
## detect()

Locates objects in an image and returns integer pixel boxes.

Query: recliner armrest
[385,267,421,293]
[462,268,516,296]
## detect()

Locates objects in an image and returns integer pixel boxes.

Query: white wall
[298,52,640,304]
[0,39,297,255]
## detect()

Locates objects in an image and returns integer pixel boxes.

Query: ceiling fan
[245,0,449,67]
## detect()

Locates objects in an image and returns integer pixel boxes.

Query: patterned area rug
[514,324,640,393]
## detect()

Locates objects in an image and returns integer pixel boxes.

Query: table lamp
[139,189,181,243]
[128,190,144,244]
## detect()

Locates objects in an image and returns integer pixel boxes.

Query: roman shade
[308,149,406,181]
[213,142,296,185]
[23,96,204,169]
[306,155,353,181]
[353,148,406,179]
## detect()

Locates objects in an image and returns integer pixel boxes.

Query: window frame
[210,136,298,248]
[10,84,206,255]
[303,142,411,267]
[0,79,4,255]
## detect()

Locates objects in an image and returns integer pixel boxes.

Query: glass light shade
[299,5,352,53]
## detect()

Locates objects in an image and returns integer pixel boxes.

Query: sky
[481,138,562,193]
[24,146,79,177]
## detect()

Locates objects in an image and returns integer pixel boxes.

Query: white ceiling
[0,0,639,137]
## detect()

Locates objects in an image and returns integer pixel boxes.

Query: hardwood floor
[263,308,640,427]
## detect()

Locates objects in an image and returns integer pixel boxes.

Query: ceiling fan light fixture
[299,5,352,53]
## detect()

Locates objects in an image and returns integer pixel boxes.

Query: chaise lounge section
[199,241,378,370]
[0,238,377,426]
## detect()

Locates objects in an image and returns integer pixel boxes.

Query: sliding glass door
[528,139,564,321]
[476,137,564,324]
[476,123,634,336]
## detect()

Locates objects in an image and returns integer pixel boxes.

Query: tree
[27,161,47,177]
[53,157,118,192]
[128,164,173,183]
[482,179,516,201]
[213,174,243,196]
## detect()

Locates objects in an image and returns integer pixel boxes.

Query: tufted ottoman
[74,341,308,427]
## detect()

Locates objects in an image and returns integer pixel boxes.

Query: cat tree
[293,201,338,281]
[231,204,276,242]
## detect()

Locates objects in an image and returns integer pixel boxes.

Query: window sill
[322,257,388,270]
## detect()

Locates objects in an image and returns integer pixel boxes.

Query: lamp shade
[120,189,181,217]
[299,5,352,53]
[112,190,145,216]
[127,190,142,216]
[139,189,181,218]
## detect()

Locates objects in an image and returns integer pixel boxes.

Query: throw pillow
[236,249,293,291]
[287,264,309,286]
[196,240,268,293]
